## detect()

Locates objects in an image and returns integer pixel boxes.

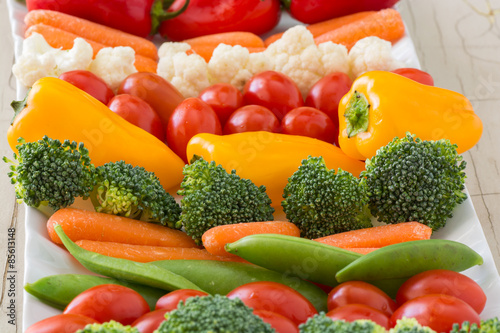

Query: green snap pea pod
[224,234,362,287]
[54,224,204,292]
[335,239,483,283]
[150,259,328,312]
[24,274,167,310]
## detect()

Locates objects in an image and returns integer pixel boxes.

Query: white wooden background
[1,0,499,331]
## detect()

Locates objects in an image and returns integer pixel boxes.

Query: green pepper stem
[344,90,370,138]
[150,0,190,35]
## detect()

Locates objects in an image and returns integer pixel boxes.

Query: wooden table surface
[1,0,499,331]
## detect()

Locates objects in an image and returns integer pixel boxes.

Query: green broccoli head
[178,156,274,244]
[155,295,275,333]
[76,320,139,333]
[3,136,95,215]
[389,318,437,333]
[360,133,467,231]
[282,156,372,239]
[450,318,500,333]
[90,161,181,229]
[299,313,386,333]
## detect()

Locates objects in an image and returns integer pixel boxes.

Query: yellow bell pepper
[186,132,366,208]
[7,77,185,191]
[338,71,483,160]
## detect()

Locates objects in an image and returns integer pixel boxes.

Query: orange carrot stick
[24,9,158,61]
[264,11,375,46]
[47,208,197,248]
[314,222,432,248]
[25,24,157,73]
[202,221,301,257]
[313,8,405,50]
[75,240,247,263]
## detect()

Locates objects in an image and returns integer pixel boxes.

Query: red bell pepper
[282,0,400,24]
[159,0,282,41]
[25,0,189,38]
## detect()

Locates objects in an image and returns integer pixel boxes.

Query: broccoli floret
[178,156,274,244]
[3,136,95,216]
[360,133,467,231]
[90,161,181,229]
[155,294,275,333]
[450,318,500,333]
[299,313,386,333]
[389,318,436,333]
[281,156,372,239]
[76,320,139,333]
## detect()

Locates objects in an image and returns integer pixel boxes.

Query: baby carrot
[25,24,157,73]
[314,222,432,248]
[47,208,197,248]
[313,8,405,50]
[24,9,158,61]
[202,221,300,257]
[75,240,247,263]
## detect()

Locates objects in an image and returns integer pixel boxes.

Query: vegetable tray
[6,0,500,330]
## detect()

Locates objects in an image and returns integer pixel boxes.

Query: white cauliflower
[348,36,405,78]
[157,42,211,98]
[264,25,350,97]
[12,33,93,87]
[88,46,137,92]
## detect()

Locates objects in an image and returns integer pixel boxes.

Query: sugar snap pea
[224,234,362,287]
[24,274,167,310]
[53,224,204,292]
[150,259,328,312]
[335,239,483,283]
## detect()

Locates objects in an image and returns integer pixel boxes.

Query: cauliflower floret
[264,25,349,97]
[88,46,137,92]
[157,42,210,98]
[348,36,405,78]
[12,33,93,87]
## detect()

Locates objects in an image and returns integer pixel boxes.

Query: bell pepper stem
[10,88,31,125]
[150,0,190,35]
[344,90,370,138]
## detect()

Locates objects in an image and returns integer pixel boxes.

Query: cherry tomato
[108,94,166,142]
[395,269,486,314]
[25,314,99,333]
[118,72,185,130]
[390,294,480,333]
[59,70,114,105]
[243,71,304,121]
[281,107,337,144]
[254,310,299,333]
[132,309,169,333]
[155,289,209,311]
[226,281,317,326]
[198,83,244,126]
[166,97,222,162]
[63,284,150,325]
[305,72,352,132]
[326,304,391,329]
[327,281,398,317]
[391,68,435,86]
[223,105,281,134]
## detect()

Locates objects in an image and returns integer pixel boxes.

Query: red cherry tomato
[254,310,299,333]
[390,294,480,333]
[326,304,391,329]
[132,309,169,333]
[166,97,222,162]
[223,105,281,134]
[327,281,398,317]
[243,71,304,121]
[63,284,150,325]
[198,83,244,126]
[155,289,209,311]
[391,68,435,86]
[108,94,166,142]
[281,107,337,144]
[59,70,114,105]
[25,314,99,333]
[305,72,352,132]
[226,281,318,326]
[395,269,486,314]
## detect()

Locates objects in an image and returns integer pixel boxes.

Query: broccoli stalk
[76,320,139,333]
